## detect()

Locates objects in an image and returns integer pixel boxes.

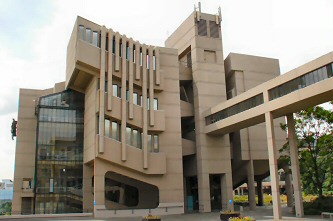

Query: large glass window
[85,28,92,44]
[111,121,120,141]
[35,90,84,214]
[105,119,110,137]
[133,93,138,105]
[113,84,120,97]
[92,31,99,47]
[78,25,85,40]
[126,126,132,145]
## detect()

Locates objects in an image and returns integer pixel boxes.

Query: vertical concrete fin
[135,41,141,80]
[128,38,134,119]
[107,29,114,111]
[149,47,155,126]
[115,32,120,71]
[121,35,128,161]
[155,47,160,85]
[98,26,107,154]
[142,44,148,169]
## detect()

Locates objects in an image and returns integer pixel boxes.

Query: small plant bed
[142,214,161,221]
[229,217,256,221]
[220,211,240,221]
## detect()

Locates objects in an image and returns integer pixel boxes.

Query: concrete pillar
[198,173,211,212]
[257,180,264,206]
[283,166,294,208]
[221,172,234,211]
[264,111,282,220]
[247,160,256,210]
[83,165,94,212]
[93,159,106,216]
[287,114,304,217]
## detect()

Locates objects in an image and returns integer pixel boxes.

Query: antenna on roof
[216,6,222,25]
[194,2,201,22]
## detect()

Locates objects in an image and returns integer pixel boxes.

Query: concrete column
[155,48,160,85]
[283,166,294,208]
[121,36,127,161]
[98,26,107,154]
[107,29,113,111]
[128,39,134,119]
[83,165,94,212]
[264,111,282,220]
[247,160,256,210]
[93,159,105,215]
[221,172,234,211]
[257,180,264,206]
[135,42,141,80]
[287,114,304,217]
[197,173,210,212]
[141,45,148,169]
[148,47,154,126]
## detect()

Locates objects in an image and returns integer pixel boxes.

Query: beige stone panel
[180,101,194,117]
[166,159,183,173]
[192,63,225,74]
[15,143,35,154]
[76,40,101,71]
[83,164,94,212]
[98,136,166,174]
[158,92,181,105]
[127,103,142,127]
[161,67,179,81]
[162,78,181,92]
[159,189,184,203]
[225,53,280,76]
[16,130,36,142]
[192,70,226,84]
[66,20,78,87]
[163,117,182,133]
[201,160,232,173]
[195,39,223,53]
[105,96,121,120]
[159,132,183,145]
[17,107,36,118]
[194,96,227,109]
[53,82,65,93]
[17,118,37,129]
[194,82,227,96]
[13,165,35,175]
[148,110,165,132]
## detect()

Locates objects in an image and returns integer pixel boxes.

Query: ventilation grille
[198,19,207,36]
[209,21,219,38]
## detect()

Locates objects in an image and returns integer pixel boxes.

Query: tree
[280,103,333,198]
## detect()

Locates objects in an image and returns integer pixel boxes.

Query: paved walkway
[0,205,324,221]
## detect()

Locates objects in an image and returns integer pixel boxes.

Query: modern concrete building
[12,6,333,219]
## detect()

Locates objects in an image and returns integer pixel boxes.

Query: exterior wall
[66,16,184,217]
[166,12,234,212]
[225,53,286,162]
[12,89,43,214]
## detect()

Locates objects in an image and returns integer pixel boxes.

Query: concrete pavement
[0,205,324,221]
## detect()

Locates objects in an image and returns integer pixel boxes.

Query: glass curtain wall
[35,90,84,214]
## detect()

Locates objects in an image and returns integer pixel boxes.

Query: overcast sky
[1,0,333,180]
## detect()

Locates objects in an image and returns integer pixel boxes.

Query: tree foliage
[280,104,333,197]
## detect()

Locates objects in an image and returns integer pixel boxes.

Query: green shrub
[303,196,333,215]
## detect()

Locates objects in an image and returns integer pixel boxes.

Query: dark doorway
[209,174,222,211]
